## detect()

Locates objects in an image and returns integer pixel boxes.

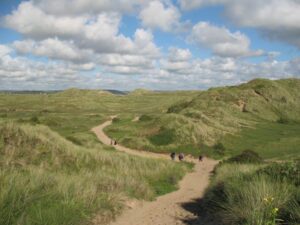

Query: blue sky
[0,0,299,90]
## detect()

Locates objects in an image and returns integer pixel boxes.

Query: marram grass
[0,122,189,225]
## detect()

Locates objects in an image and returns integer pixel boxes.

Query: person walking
[199,155,203,162]
[178,153,184,161]
[170,152,176,161]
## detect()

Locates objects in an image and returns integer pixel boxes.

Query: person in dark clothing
[170,152,176,160]
[199,155,203,162]
[178,153,184,161]
[114,140,117,145]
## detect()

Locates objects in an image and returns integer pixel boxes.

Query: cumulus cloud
[3,1,160,57]
[168,47,192,62]
[1,0,299,90]
[188,22,263,57]
[180,0,300,49]
[0,45,12,57]
[1,41,300,90]
[13,39,93,63]
[139,1,181,32]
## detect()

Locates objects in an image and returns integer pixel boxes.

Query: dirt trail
[92,117,218,225]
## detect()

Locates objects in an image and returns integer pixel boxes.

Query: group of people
[170,152,185,161]
[110,139,117,145]
[170,152,204,162]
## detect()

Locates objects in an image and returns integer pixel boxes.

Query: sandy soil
[92,117,218,225]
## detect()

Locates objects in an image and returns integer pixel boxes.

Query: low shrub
[30,116,40,124]
[139,114,152,122]
[277,117,289,124]
[112,117,120,123]
[213,142,226,155]
[226,150,264,164]
[148,127,175,146]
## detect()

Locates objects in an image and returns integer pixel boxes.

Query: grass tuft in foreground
[201,153,300,225]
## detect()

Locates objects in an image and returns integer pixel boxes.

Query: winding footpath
[92,116,218,225]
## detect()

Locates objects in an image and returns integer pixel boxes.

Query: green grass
[148,128,175,146]
[202,160,300,225]
[221,121,300,159]
[0,122,190,225]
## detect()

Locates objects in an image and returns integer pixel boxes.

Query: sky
[0,0,300,90]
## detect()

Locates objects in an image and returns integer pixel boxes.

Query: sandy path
[92,117,218,225]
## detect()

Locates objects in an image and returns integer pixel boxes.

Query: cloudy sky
[0,0,300,90]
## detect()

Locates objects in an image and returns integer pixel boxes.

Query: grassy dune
[0,122,190,225]
[0,89,197,148]
[106,79,300,159]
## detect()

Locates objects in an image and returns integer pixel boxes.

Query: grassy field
[222,121,300,159]
[0,122,190,225]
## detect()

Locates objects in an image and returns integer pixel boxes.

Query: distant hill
[163,78,300,145]
[106,78,300,159]
[129,89,153,95]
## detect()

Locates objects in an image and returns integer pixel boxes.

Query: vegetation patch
[201,161,300,225]
[226,150,264,164]
[148,128,175,146]
[139,114,152,122]
[257,161,300,186]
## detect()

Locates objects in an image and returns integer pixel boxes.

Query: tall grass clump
[202,157,300,225]
[0,122,189,225]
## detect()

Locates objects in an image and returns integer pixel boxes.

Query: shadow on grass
[180,198,222,225]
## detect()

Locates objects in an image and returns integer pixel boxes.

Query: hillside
[106,78,300,158]
[0,122,188,225]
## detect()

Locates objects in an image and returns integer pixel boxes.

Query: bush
[227,150,263,164]
[112,117,120,123]
[277,117,289,124]
[30,116,40,124]
[66,136,83,146]
[213,142,226,155]
[148,128,175,146]
[139,114,152,122]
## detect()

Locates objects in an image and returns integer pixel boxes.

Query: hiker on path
[170,152,176,161]
[114,140,117,145]
[199,155,203,162]
[178,153,184,161]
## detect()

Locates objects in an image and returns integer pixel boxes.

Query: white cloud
[180,0,300,49]
[1,42,300,90]
[33,0,147,15]
[179,0,222,10]
[188,22,264,57]
[13,39,93,63]
[139,1,181,32]
[0,45,12,57]
[168,47,192,62]
[3,2,87,40]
